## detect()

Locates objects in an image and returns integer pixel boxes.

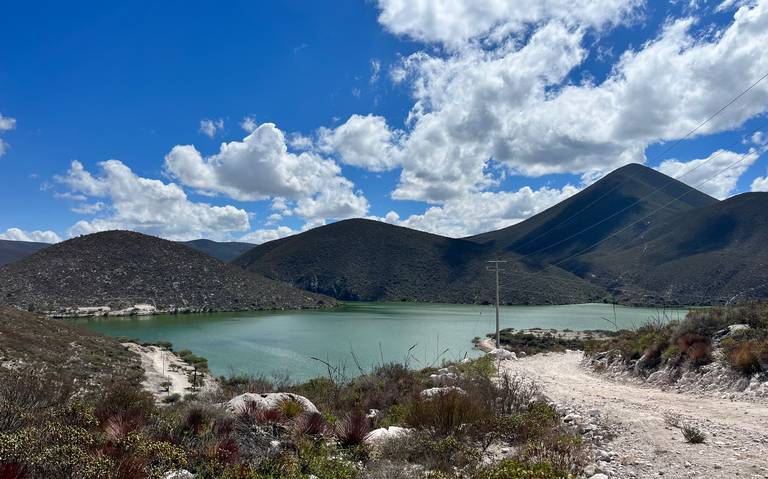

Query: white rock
[224,392,319,414]
[364,426,412,447]
[420,386,466,399]
[589,474,609,479]
[429,372,458,385]
[488,348,517,360]
[563,412,582,422]
[163,470,194,479]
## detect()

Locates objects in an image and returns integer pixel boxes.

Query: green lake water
[75,302,688,381]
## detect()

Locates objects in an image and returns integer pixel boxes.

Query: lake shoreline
[77,302,689,380]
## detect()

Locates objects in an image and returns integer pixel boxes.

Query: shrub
[94,382,155,426]
[727,341,763,375]
[378,430,481,473]
[403,391,489,437]
[477,458,565,479]
[676,333,712,367]
[519,430,587,476]
[220,374,275,399]
[163,393,182,404]
[292,412,327,437]
[682,424,706,444]
[277,399,304,419]
[0,372,73,432]
[334,411,371,448]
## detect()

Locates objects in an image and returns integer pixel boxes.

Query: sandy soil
[498,350,768,478]
[124,343,212,400]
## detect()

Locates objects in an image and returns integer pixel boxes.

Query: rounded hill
[0,230,335,314]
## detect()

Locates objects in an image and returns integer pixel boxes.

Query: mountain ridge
[234,218,607,304]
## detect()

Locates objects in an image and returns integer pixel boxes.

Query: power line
[550,144,764,268]
[515,120,768,262]
[510,71,768,255]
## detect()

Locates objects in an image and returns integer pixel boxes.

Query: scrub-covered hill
[234,218,607,304]
[0,230,335,315]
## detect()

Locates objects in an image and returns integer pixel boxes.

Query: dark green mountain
[573,192,768,305]
[0,239,50,266]
[468,163,717,264]
[0,230,335,314]
[181,239,254,262]
[233,218,607,304]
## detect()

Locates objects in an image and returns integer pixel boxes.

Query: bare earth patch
[499,350,768,478]
[124,343,214,401]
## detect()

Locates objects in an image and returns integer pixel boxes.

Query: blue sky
[1,0,767,243]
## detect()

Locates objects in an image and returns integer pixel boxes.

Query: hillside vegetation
[0,307,143,393]
[0,231,335,314]
[585,303,768,381]
[235,218,606,305]
[0,348,592,478]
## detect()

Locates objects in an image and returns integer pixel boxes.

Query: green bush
[378,430,481,474]
[403,390,489,437]
[477,458,566,479]
[94,382,156,426]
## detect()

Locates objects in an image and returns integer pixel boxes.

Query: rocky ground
[496,350,768,478]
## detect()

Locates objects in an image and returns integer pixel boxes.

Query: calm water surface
[76,302,688,380]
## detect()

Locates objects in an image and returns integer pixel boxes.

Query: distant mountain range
[181,239,255,262]
[2,163,766,307]
[0,239,49,266]
[0,231,333,313]
[0,238,254,266]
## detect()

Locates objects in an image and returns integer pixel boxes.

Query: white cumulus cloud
[376,184,580,237]
[239,226,297,244]
[656,149,760,199]
[0,227,62,243]
[318,114,402,172]
[369,1,768,205]
[57,160,250,240]
[752,175,768,191]
[164,122,369,222]
[376,0,641,48]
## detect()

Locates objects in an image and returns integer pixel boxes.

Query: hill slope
[0,230,334,314]
[181,239,254,262]
[468,163,718,264]
[0,239,50,266]
[573,192,768,305]
[0,307,143,392]
[234,219,606,304]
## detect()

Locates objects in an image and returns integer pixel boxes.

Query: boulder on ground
[429,367,459,385]
[364,426,412,447]
[163,470,194,479]
[714,324,750,340]
[488,348,517,360]
[224,392,318,414]
[420,386,466,399]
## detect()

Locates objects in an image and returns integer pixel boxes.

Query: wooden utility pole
[487,260,507,348]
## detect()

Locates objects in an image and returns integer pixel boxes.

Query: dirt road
[501,351,768,478]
